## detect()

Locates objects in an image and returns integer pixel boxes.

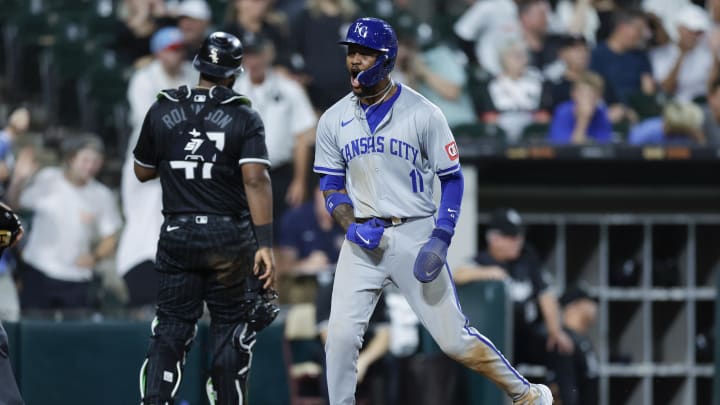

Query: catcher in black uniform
[133,32,278,405]
[0,202,24,405]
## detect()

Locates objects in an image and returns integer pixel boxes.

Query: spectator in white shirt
[555,0,601,44]
[651,4,713,102]
[484,39,550,141]
[642,0,691,38]
[454,0,522,75]
[8,136,122,312]
[175,0,213,61]
[233,33,317,239]
[127,26,197,132]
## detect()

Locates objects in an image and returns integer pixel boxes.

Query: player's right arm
[133,104,160,182]
[322,189,354,232]
[313,113,384,250]
[313,114,355,233]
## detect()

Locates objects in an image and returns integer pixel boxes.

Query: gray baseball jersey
[314,84,532,405]
[313,85,460,218]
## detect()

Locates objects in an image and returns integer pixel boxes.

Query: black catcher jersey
[134,85,270,215]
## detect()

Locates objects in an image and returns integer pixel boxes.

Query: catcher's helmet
[193,32,244,78]
[339,17,397,88]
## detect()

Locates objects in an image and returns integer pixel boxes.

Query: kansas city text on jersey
[342,135,419,164]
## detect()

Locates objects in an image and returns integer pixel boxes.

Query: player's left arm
[241,111,275,289]
[426,107,463,239]
[413,107,463,282]
[243,162,275,289]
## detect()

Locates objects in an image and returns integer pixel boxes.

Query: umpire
[133,32,278,405]
[0,203,24,405]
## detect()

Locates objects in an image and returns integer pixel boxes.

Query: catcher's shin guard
[140,317,197,405]
[205,323,257,405]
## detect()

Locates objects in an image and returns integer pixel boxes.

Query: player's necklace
[361,79,394,103]
[353,79,395,121]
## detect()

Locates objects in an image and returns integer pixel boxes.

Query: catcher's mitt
[0,202,22,256]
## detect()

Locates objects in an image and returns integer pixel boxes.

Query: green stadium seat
[84,15,116,47]
[4,12,53,93]
[611,120,631,142]
[452,122,507,140]
[78,59,131,136]
[627,92,662,120]
[521,122,550,143]
[0,0,29,24]
[43,0,97,13]
[208,0,231,27]
[692,95,707,105]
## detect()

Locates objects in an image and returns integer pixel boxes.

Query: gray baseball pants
[325,216,531,404]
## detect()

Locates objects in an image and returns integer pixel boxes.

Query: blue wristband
[325,192,353,216]
[432,227,453,244]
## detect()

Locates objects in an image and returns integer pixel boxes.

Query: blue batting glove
[413,227,453,283]
[346,219,385,250]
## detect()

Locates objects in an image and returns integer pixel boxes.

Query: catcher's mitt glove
[0,202,22,256]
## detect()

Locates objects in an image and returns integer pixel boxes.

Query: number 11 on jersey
[409,169,424,193]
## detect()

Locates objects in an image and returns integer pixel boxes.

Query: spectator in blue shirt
[628,101,704,145]
[590,9,655,105]
[549,72,612,144]
[276,186,345,302]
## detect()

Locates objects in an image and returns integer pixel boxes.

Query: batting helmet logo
[209,47,220,64]
[353,23,369,38]
[193,32,244,78]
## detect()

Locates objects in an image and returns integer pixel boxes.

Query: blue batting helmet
[339,17,398,88]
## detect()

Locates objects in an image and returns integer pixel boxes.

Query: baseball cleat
[513,383,553,405]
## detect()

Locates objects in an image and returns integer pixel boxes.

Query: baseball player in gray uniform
[313,17,554,405]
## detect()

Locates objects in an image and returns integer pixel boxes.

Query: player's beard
[351,71,391,101]
[355,81,394,106]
